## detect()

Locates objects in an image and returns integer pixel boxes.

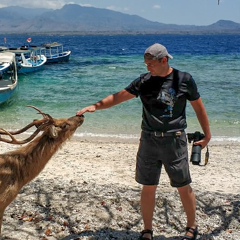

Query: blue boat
[0,52,18,104]
[8,47,47,74]
[42,42,71,64]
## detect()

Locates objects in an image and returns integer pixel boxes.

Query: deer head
[0,106,84,144]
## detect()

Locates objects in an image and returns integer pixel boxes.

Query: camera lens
[191,145,202,165]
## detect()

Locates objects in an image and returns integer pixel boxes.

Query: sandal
[182,226,198,240]
[139,229,153,240]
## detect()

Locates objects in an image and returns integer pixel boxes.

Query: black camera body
[187,131,205,165]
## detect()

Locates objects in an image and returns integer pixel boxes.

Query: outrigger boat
[8,47,47,74]
[42,42,71,64]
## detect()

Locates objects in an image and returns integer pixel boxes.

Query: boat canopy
[0,52,15,63]
[43,42,63,48]
[0,46,8,52]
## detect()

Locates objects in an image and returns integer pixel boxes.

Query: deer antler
[27,105,53,120]
[0,106,53,136]
[0,121,52,144]
[0,106,54,144]
[0,119,50,136]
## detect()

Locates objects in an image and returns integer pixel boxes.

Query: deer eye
[62,123,70,130]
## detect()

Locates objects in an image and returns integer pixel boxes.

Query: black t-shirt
[125,68,200,132]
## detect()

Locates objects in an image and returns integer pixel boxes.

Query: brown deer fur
[0,113,84,234]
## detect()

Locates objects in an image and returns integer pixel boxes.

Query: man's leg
[178,185,197,237]
[140,185,157,239]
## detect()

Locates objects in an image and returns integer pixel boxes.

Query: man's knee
[142,185,157,194]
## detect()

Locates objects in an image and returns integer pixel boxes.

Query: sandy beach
[1,137,240,240]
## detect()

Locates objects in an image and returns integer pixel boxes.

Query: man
[76,43,211,240]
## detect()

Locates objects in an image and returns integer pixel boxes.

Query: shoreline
[3,130,240,145]
[73,134,240,144]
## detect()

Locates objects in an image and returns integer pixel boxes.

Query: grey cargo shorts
[135,131,192,188]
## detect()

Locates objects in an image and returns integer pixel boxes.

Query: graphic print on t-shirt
[157,87,177,118]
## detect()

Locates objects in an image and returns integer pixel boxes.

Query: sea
[0,34,240,143]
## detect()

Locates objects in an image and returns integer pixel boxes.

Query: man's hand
[194,137,210,149]
[76,105,97,116]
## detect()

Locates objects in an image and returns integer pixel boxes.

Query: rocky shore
[1,140,240,240]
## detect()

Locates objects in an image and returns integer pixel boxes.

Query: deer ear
[49,126,62,138]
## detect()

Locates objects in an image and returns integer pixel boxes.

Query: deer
[0,106,84,234]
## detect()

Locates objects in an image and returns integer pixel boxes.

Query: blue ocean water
[0,34,240,142]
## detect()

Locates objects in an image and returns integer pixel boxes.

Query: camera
[187,131,205,165]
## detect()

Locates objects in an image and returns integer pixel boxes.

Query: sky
[0,0,240,26]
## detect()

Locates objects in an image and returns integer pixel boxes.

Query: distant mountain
[0,4,240,35]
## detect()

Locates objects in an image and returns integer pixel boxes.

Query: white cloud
[80,4,93,7]
[106,5,129,13]
[106,5,118,11]
[153,5,161,9]
[0,0,65,9]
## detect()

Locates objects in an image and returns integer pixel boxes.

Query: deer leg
[0,187,21,235]
[0,209,4,235]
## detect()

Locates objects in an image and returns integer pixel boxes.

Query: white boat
[42,42,71,64]
[0,47,11,73]
[0,52,18,104]
[9,47,47,74]
[0,56,11,74]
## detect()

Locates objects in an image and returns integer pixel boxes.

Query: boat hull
[0,52,18,105]
[0,84,17,104]
[46,50,71,64]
